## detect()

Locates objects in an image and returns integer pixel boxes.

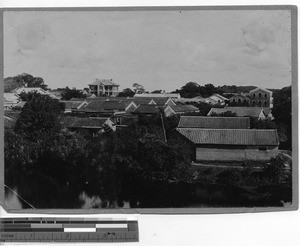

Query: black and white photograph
[2,7,295,210]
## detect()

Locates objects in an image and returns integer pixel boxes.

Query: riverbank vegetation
[5,92,292,208]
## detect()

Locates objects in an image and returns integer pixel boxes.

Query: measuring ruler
[0,217,139,242]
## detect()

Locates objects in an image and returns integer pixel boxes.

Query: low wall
[196,148,278,162]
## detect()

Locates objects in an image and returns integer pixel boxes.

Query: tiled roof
[14,87,58,99]
[4,110,21,122]
[60,100,86,110]
[88,79,119,86]
[178,116,250,129]
[132,97,175,106]
[72,97,132,102]
[176,128,279,146]
[85,99,133,111]
[174,98,203,104]
[132,97,154,105]
[209,94,229,101]
[61,117,109,128]
[208,107,264,117]
[170,105,199,113]
[4,93,19,102]
[15,101,26,108]
[112,114,139,125]
[133,105,161,114]
[249,87,273,94]
[153,97,174,106]
[134,93,180,98]
[229,94,250,100]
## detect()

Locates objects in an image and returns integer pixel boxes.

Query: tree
[179,82,201,98]
[4,77,23,92]
[263,155,292,185]
[11,73,48,90]
[203,83,216,97]
[118,88,135,97]
[272,86,291,123]
[61,87,86,100]
[250,117,276,129]
[81,117,194,207]
[272,86,291,150]
[5,91,91,208]
[132,83,145,94]
[5,125,89,208]
[14,92,65,138]
[18,91,30,101]
[151,90,163,94]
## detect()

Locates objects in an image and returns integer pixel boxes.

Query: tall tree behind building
[4,73,48,92]
[272,86,292,150]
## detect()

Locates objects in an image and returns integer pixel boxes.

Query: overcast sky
[4,9,292,92]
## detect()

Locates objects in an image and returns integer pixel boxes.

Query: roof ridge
[177,127,276,131]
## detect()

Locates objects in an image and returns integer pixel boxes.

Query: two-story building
[88,79,120,97]
[249,87,273,108]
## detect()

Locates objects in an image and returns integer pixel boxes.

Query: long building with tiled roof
[84,99,137,114]
[60,116,116,135]
[176,128,279,146]
[174,128,279,162]
[178,116,250,129]
[207,107,267,120]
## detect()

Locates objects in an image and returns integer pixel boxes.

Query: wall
[229,95,250,106]
[196,147,278,162]
[250,89,272,107]
[164,107,174,117]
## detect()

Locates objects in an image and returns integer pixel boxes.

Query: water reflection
[5,188,22,209]
[5,189,132,209]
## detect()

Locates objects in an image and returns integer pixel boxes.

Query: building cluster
[4,78,279,165]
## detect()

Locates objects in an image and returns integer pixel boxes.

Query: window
[232,99,236,103]
[238,98,241,103]
[252,100,256,106]
[258,93,262,98]
[265,93,267,98]
[253,93,256,98]
[258,100,262,107]
[264,101,267,107]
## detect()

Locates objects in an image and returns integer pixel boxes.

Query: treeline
[272,86,292,150]
[4,73,48,92]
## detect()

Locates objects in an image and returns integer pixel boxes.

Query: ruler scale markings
[0,218,138,242]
